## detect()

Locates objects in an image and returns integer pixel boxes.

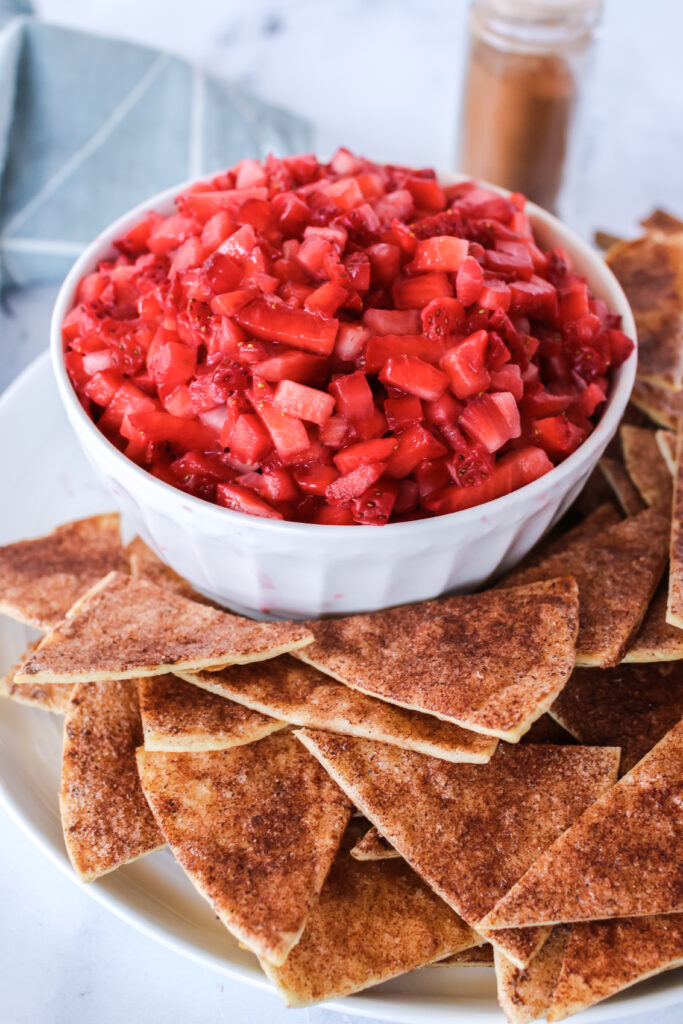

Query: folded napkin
[0,0,309,287]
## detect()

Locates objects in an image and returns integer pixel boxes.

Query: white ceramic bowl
[50,172,636,619]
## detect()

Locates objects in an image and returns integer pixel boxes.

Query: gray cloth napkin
[0,0,309,288]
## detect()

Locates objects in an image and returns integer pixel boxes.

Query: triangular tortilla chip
[138,674,285,752]
[624,581,683,662]
[60,681,164,880]
[494,925,571,1024]
[0,644,73,713]
[668,428,683,627]
[548,915,683,1021]
[350,825,399,861]
[599,457,646,516]
[574,467,617,517]
[297,731,620,967]
[656,429,677,474]
[127,536,219,607]
[294,577,578,742]
[0,514,127,631]
[511,504,621,579]
[258,827,478,1006]
[631,379,683,431]
[551,662,683,776]
[640,210,683,234]
[481,720,683,932]
[14,571,313,684]
[137,733,351,966]
[431,945,494,967]
[606,230,683,391]
[180,656,497,763]
[501,509,669,668]
[621,425,673,508]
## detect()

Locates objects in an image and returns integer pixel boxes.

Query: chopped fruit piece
[441,330,490,400]
[216,482,283,519]
[455,256,484,305]
[380,355,449,402]
[413,236,468,273]
[460,391,521,453]
[64,151,632,523]
[393,271,453,309]
[235,300,339,356]
[329,371,374,420]
[272,380,335,426]
[257,404,310,459]
[333,438,397,474]
[326,462,387,505]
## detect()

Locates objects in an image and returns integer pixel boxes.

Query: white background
[2,1,683,1023]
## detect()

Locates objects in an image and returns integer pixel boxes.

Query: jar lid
[470,0,602,51]
[479,0,601,16]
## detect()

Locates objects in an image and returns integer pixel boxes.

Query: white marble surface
[2,1,683,1022]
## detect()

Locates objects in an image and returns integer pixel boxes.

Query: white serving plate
[0,352,681,1023]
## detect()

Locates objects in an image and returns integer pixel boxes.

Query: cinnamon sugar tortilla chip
[511,504,620,579]
[599,457,646,516]
[0,514,127,630]
[548,915,683,1021]
[550,662,683,776]
[640,210,683,234]
[350,825,399,861]
[258,827,478,1006]
[630,380,683,430]
[621,425,673,508]
[606,230,683,391]
[657,429,677,474]
[138,675,285,752]
[574,467,617,517]
[297,731,619,968]
[494,925,571,1024]
[127,537,219,607]
[60,681,164,881]
[0,644,73,713]
[295,577,579,742]
[14,571,313,684]
[137,733,351,966]
[480,720,683,932]
[179,656,497,763]
[623,581,683,662]
[431,945,494,967]
[501,508,669,668]
[668,428,683,627]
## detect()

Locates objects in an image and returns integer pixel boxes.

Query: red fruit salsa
[63,150,633,525]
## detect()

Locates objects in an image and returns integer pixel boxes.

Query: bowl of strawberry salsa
[51,151,635,617]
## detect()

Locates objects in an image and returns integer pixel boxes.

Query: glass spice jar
[457,0,603,213]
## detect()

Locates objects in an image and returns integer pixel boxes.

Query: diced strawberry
[440,330,490,399]
[235,300,339,356]
[533,415,587,460]
[123,410,217,449]
[485,241,534,280]
[385,424,448,478]
[520,384,576,418]
[416,457,451,498]
[602,328,634,367]
[425,446,552,514]
[460,391,521,453]
[257,403,310,458]
[393,272,453,309]
[305,281,348,317]
[403,176,446,213]
[272,379,335,426]
[559,280,590,323]
[384,395,423,428]
[216,482,283,519]
[326,462,387,505]
[148,342,197,390]
[239,467,299,503]
[364,334,445,373]
[334,438,397,474]
[351,405,388,440]
[320,414,350,447]
[293,463,340,496]
[455,256,484,306]
[509,276,559,321]
[380,355,449,402]
[329,371,374,420]
[362,308,421,335]
[255,351,328,385]
[351,481,398,524]
[489,363,523,400]
[313,504,355,525]
[161,383,194,419]
[335,323,370,363]
[367,243,401,287]
[421,296,466,343]
[413,236,469,274]
[478,278,511,312]
[228,413,272,463]
[575,381,606,418]
[83,369,124,407]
